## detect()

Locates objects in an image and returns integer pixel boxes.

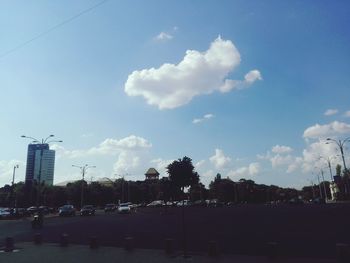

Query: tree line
[0,156,339,208]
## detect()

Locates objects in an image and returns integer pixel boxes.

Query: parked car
[104,203,116,213]
[80,205,95,216]
[27,206,39,214]
[0,208,11,219]
[147,200,165,207]
[192,200,207,207]
[118,203,131,214]
[176,200,192,207]
[38,206,50,214]
[58,205,76,216]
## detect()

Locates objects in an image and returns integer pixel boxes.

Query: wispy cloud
[192,113,214,124]
[324,109,338,116]
[344,110,350,118]
[155,32,173,42]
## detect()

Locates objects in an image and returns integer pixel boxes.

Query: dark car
[104,203,116,213]
[27,206,39,215]
[80,205,95,216]
[58,205,76,216]
[38,206,50,214]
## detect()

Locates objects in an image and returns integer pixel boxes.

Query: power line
[0,0,109,60]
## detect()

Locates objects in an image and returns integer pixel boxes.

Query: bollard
[165,238,174,255]
[124,237,133,251]
[208,240,218,257]
[4,237,14,252]
[60,233,69,247]
[34,233,42,245]
[89,236,98,249]
[336,243,350,263]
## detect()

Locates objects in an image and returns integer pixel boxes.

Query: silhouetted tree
[167,156,199,196]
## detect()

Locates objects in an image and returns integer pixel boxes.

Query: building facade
[25,143,56,186]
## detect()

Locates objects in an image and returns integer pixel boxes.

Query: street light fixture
[21,134,62,206]
[11,164,19,209]
[115,173,130,203]
[318,155,338,182]
[326,137,350,172]
[72,164,96,208]
[314,167,328,201]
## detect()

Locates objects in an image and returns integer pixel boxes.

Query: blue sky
[0,0,350,188]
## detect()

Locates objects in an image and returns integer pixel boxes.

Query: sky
[0,0,350,189]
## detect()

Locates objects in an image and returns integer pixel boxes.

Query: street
[1,204,350,259]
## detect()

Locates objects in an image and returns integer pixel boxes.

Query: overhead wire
[0,0,109,60]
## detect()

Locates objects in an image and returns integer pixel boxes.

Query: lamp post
[72,164,96,208]
[314,167,328,201]
[21,134,62,206]
[308,179,316,199]
[326,137,350,172]
[319,155,338,182]
[11,165,19,209]
[116,174,130,203]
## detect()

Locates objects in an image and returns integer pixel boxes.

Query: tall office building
[25,144,56,186]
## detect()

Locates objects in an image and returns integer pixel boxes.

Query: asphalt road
[2,204,350,259]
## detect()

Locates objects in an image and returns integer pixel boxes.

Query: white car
[0,208,11,219]
[118,203,131,214]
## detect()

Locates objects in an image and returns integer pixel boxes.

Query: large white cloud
[209,149,231,169]
[124,36,261,109]
[303,121,350,139]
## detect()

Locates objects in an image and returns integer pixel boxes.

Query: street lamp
[72,164,96,208]
[318,155,338,182]
[21,134,62,206]
[326,137,350,172]
[11,164,19,209]
[314,167,328,201]
[115,173,130,203]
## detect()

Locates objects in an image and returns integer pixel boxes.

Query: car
[58,205,76,216]
[0,208,11,219]
[38,206,50,214]
[176,200,192,207]
[80,205,95,216]
[104,203,116,212]
[146,200,165,207]
[27,206,39,215]
[118,203,131,214]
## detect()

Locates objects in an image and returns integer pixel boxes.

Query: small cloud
[81,133,94,138]
[155,32,173,42]
[324,109,338,116]
[209,149,231,169]
[192,113,215,124]
[344,110,350,118]
[271,145,293,154]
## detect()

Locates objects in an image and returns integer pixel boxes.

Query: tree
[166,156,199,257]
[167,156,199,192]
